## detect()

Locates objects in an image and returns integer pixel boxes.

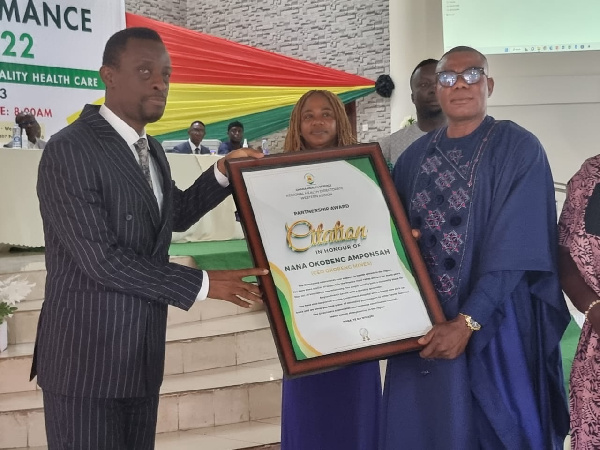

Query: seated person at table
[4,113,46,149]
[172,120,211,154]
[281,90,381,450]
[218,120,244,154]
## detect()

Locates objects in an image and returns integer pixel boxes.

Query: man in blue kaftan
[380,46,570,450]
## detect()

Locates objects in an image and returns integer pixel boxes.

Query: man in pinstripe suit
[31,27,268,449]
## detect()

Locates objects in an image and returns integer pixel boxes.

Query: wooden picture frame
[226,143,445,377]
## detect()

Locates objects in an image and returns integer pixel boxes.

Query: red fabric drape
[126,13,374,88]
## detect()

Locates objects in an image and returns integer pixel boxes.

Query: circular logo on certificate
[359,328,370,341]
[305,173,315,185]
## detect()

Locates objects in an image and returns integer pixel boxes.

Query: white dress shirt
[99,104,228,301]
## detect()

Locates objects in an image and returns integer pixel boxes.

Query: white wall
[389,0,600,184]
[389,1,444,133]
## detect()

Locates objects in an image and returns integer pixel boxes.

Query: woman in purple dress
[280,90,381,450]
[559,155,600,449]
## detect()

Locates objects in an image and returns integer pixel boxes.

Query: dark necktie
[134,138,153,189]
[194,147,200,154]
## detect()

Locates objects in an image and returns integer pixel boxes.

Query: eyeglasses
[18,120,37,128]
[436,67,486,87]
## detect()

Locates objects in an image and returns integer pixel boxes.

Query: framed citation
[226,143,445,377]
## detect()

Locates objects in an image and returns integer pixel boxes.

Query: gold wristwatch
[459,313,481,331]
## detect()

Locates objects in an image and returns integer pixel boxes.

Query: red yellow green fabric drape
[124,13,375,143]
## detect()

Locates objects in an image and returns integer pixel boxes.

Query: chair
[162,140,186,153]
[201,139,222,154]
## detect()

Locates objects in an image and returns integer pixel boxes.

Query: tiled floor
[155,418,281,449]
[0,253,578,449]
[4,419,281,450]
[161,359,282,394]
[166,311,270,341]
[0,359,282,413]
[0,253,45,274]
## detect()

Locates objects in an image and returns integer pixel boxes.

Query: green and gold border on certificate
[226,144,445,377]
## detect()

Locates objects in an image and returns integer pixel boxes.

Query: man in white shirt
[172,120,211,154]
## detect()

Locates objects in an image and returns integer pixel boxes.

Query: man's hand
[206,268,269,308]
[588,304,600,335]
[417,315,472,359]
[217,148,264,176]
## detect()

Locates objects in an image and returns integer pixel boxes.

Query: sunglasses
[436,67,486,87]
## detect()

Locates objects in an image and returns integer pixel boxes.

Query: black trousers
[42,390,159,450]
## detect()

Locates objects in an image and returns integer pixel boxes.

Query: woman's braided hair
[283,90,357,152]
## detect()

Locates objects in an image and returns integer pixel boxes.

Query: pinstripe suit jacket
[31,104,231,398]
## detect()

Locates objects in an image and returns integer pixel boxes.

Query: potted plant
[0,275,34,352]
[399,115,416,129]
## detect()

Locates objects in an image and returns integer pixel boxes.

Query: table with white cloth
[0,149,243,247]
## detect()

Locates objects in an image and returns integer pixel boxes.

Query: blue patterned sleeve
[460,270,525,326]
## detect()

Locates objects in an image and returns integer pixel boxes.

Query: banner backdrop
[125,14,376,144]
[0,4,374,145]
[0,0,125,143]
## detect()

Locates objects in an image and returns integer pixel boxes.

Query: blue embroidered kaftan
[381,116,569,450]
